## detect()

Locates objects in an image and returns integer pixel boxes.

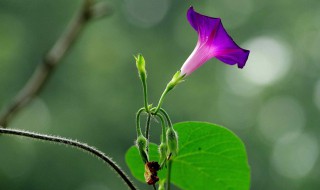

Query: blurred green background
[1,0,319,189]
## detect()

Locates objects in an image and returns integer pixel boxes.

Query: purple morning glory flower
[180,7,250,76]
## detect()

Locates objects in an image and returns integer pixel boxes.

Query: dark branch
[0,0,112,127]
[0,127,138,190]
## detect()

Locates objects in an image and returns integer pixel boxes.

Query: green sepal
[134,54,147,80]
[167,70,185,91]
[135,135,149,163]
[158,142,168,166]
[166,127,178,157]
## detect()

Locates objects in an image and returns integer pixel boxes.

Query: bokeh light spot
[242,36,291,85]
[123,0,170,28]
[258,96,305,142]
[11,98,51,132]
[272,133,319,179]
[225,67,262,97]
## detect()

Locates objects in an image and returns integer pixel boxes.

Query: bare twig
[0,0,112,127]
[0,127,138,190]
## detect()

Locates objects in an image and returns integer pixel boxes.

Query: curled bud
[134,54,147,80]
[166,127,178,157]
[136,135,149,163]
[158,142,168,166]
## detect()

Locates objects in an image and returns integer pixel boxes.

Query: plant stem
[141,79,149,113]
[145,114,152,143]
[155,113,166,143]
[159,108,172,128]
[154,86,170,114]
[145,113,152,155]
[136,108,145,136]
[166,159,173,190]
[0,127,138,190]
[0,0,111,127]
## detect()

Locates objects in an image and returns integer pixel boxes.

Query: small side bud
[167,70,185,91]
[166,127,178,157]
[136,135,149,163]
[134,54,147,80]
[158,142,168,166]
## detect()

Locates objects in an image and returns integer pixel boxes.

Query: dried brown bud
[144,161,160,185]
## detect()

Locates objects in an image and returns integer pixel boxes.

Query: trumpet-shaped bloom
[180,7,250,76]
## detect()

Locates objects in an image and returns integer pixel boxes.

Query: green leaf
[126,122,250,190]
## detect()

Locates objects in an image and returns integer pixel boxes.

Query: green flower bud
[166,127,178,157]
[134,54,146,81]
[167,70,185,91]
[158,142,168,166]
[136,135,149,163]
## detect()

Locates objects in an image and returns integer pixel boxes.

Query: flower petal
[187,6,221,44]
[187,6,250,68]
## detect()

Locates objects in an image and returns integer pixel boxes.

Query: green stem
[159,108,172,128]
[136,108,145,136]
[145,114,152,141]
[0,127,138,190]
[141,78,149,113]
[166,159,173,190]
[155,113,166,143]
[154,85,170,114]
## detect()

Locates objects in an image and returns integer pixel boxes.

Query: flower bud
[158,142,167,165]
[136,135,149,163]
[134,54,147,81]
[166,128,178,157]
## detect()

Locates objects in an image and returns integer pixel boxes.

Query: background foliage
[0,0,319,189]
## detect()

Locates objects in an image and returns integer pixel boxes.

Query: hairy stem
[0,127,138,190]
[159,108,172,128]
[0,0,111,127]
[142,79,149,113]
[145,114,152,141]
[154,86,170,114]
[136,108,145,136]
[166,159,173,190]
[155,113,166,143]
[144,113,152,155]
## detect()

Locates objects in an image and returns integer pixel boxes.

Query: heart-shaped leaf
[126,122,250,190]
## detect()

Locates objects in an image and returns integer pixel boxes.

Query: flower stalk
[156,113,168,167]
[136,108,145,136]
[154,71,185,114]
